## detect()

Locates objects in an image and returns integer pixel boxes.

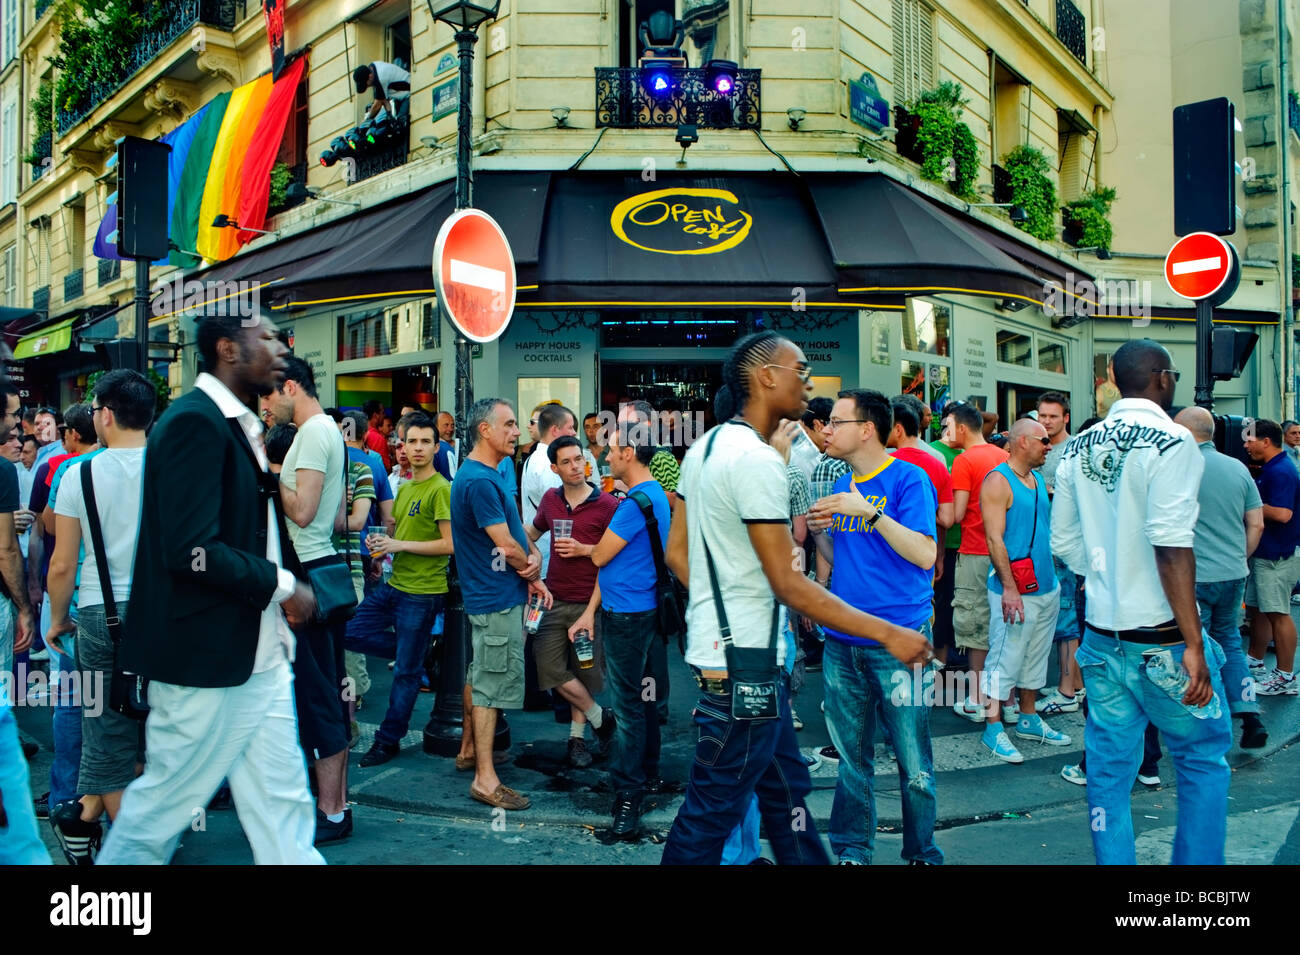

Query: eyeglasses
[1037,436,1052,446]
[763,363,813,383]
[90,404,106,414]
[1154,368,1181,382]
[825,418,868,430]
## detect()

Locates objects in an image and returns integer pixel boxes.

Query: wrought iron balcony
[55,0,238,138]
[33,285,49,313]
[353,140,409,185]
[29,132,52,184]
[64,268,83,302]
[1055,0,1087,64]
[98,257,121,287]
[595,67,761,130]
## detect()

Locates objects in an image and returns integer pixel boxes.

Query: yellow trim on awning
[13,317,77,360]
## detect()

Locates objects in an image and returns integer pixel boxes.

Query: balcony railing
[64,268,83,301]
[33,285,49,312]
[353,140,409,185]
[35,0,53,20]
[1055,0,1087,64]
[595,67,761,130]
[1290,92,1300,138]
[98,257,121,286]
[55,0,238,138]
[29,131,52,185]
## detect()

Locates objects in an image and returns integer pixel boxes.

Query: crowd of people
[0,312,1295,866]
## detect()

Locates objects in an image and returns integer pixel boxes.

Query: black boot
[1239,713,1268,749]
[611,792,641,839]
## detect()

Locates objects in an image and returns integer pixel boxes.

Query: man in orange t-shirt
[948,403,1008,721]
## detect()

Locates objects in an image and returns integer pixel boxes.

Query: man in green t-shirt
[930,404,964,664]
[345,412,453,768]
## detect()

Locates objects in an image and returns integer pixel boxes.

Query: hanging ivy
[83,367,172,418]
[49,0,166,120]
[1001,144,1058,242]
[267,161,293,213]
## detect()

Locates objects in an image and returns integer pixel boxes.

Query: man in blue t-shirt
[450,398,548,812]
[590,400,670,839]
[1245,419,1300,696]
[980,417,1067,764]
[808,389,942,866]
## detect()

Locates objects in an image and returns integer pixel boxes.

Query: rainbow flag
[94,58,307,269]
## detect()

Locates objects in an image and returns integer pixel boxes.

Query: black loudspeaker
[116,137,172,260]
[1173,98,1235,237]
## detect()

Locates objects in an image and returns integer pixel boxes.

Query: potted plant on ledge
[894,81,980,200]
[1000,144,1058,242]
[1061,186,1118,251]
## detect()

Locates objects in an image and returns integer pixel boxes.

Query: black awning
[804,173,1049,304]
[526,172,852,307]
[182,172,551,310]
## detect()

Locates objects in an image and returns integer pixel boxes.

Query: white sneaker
[1256,671,1299,696]
[1137,773,1161,787]
[1037,689,1080,715]
[28,648,48,662]
[953,697,985,723]
[1060,763,1086,785]
[1247,657,1268,678]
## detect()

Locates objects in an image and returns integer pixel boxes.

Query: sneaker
[1240,715,1269,749]
[953,697,985,723]
[358,740,400,767]
[801,751,822,772]
[1292,593,1300,605]
[1060,763,1086,785]
[982,726,1024,764]
[20,739,38,760]
[50,799,102,866]
[611,794,641,839]
[818,744,841,762]
[567,737,593,768]
[1137,773,1161,787]
[1015,715,1072,746]
[314,807,354,846]
[1256,671,1299,696]
[1247,657,1268,679]
[28,648,49,662]
[1075,686,1086,701]
[791,707,804,731]
[1002,700,1020,722]
[592,707,617,751]
[1036,689,1079,715]
[34,791,49,819]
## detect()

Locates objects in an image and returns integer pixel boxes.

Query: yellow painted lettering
[670,203,689,221]
[628,201,670,226]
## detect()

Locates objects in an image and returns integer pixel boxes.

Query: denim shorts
[75,605,144,795]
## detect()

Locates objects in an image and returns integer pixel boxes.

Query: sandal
[470,784,530,811]
[454,751,510,772]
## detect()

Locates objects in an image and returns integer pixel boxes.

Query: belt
[690,666,729,695]
[1087,619,1182,644]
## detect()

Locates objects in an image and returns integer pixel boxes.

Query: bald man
[1173,407,1267,748]
[977,417,1068,763]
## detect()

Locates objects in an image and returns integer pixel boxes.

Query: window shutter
[894,0,936,105]
[0,99,13,207]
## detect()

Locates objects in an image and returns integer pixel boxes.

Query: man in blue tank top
[978,417,1068,764]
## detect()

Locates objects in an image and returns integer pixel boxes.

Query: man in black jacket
[98,309,322,865]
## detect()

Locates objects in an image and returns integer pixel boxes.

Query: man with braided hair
[661,332,932,865]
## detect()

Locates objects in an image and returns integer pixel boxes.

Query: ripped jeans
[823,629,944,865]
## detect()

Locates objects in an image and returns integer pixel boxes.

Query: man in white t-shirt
[263,356,353,845]
[660,332,931,865]
[45,370,155,861]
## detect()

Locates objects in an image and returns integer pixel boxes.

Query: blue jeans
[1053,556,1080,643]
[344,584,444,748]
[1076,628,1232,865]
[601,608,661,795]
[823,635,943,864]
[1195,579,1258,716]
[49,637,82,806]
[662,680,829,865]
[0,701,52,864]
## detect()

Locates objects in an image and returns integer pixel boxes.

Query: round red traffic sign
[432,209,517,343]
[1164,232,1233,300]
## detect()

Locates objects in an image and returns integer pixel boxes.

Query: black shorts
[292,558,351,760]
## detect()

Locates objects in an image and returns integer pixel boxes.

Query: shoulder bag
[629,489,685,650]
[307,433,360,624]
[700,423,780,721]
[80,459,149,721]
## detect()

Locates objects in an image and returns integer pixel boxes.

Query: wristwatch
[866,510,882,528]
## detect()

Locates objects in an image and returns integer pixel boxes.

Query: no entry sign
[1164,232,1234,301]
[432,209,517,343]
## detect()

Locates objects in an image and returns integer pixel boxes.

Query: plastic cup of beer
[365,525,386,548]
[600,466,614,493]
[553,519,574,540]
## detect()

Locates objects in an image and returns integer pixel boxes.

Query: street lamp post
[423,0,504,757]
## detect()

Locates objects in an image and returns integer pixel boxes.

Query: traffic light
[1210,326,1258,380]
[116,136,172,260]
[1173,98,1236,237]
[95,339,144,373]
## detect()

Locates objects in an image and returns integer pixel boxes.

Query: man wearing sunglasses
[978,418,1069,764]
